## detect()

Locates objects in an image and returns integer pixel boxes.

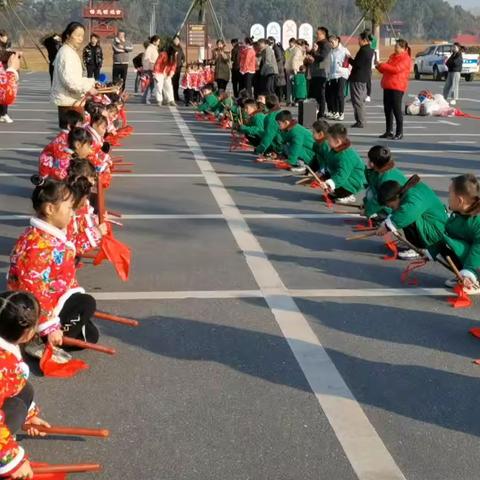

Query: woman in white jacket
[51,22,97,128]
[326,35,350,120]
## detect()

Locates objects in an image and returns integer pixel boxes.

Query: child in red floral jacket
[0,291,50,480]
[8,177,100,361]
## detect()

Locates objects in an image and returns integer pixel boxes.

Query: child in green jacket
[238,99,266,147]
[292,66,308,104]
[317,124,366,204]
[376,175,448,260]
[311,120,330,173]
[255,95,284,157]
[197,85,220,113]
[428,174,480,294]
[276,110,315,174]
[363,146,407,221]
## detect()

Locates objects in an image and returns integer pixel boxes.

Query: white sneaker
[2,114,13,123]
[325,112,334,119]
[337,113,345,121]
[365,96,371,103]
[52,347,72,364]
[291,165,307,175]
[450,100,456,106]
[398,249,421,260]
[333,113,340,119]
[464,283,480,295]
[336,194,356,204]
[445,277,458,288]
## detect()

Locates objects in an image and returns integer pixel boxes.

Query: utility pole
[150,1,159,37]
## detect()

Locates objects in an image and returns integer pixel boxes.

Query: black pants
[112,64,128,91]
[326,78,346,114]
[383,89,404,135]
[59,293,99,344]
[86,64,101,80]
[309,76,327,118]
[231,69,241,97]
[242,73,254,98]
[332,187,353,199]
[0,104,7,116]
[3,382,34,434]
[172,69,181,102]
[49,63,55,84]
[367,77,372,97]
[216,79,228,92]
[438,244,463,270]
[263,74,276,96]
[403,223,425,249]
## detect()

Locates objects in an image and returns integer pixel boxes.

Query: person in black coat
[41,33,62,84]
[230,39,241,97]
[348,32,374,128]
[83,34,103,80]
[172,35,185,103]
[443,42,463,105]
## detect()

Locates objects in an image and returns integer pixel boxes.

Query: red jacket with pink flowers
[239,46,257,75]
[0,338,39,477]
[377,51,412,93]
[0,65,18,106]
[8,218,85,336]
[38,133,72,180]
[67,201,101,255]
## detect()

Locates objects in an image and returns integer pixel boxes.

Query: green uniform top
[197,93,220,113]
[325,146,366,195]
[280,123,315,166]
[430,213,480,280]
[292,73,308,101]
[255,109,283,155]
[239,112,266,138]
[312,140,330,172]
[386,182,448,248]
[363,167,407,218]
[370,35,378,51]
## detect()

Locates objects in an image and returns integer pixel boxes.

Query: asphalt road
[0,73,480,479]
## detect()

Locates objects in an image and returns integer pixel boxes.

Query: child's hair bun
[30,174,45,187]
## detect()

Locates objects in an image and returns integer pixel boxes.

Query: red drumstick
[22,424,109,438]
[62,337,116,355]
[94,311,139,327]
[33,463,102,474]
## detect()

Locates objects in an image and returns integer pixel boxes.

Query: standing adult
[83,34,103,80]
[376,39,412,140]
[42,33,62,84]
[326,35,350,120]
[308,27,331,119]
[213,39,230,92]
[269,37,286,102]
[153,44,177,106]
[444,43,463,106]
[239,36,256,98]
[348,32,374,129]
[142,35,160,104]
[171,35,185,103]
[285,38,304,106]
[230,38,241,97]
[258,38,278,96]
[0,30,13,123]
[51,22,97,128]
[363,28,378,102]
[112,30,133,91]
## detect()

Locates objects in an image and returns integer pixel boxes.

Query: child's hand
[48,329,63,346]
[97,222,108,236]
[462,276,476,288]
[376,224,388,236]
[88,87,98,96]
[25,416,51,437]
[11,459,33,479]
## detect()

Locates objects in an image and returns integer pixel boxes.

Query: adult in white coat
[51,22,97,128]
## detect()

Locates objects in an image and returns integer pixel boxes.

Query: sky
[446,0,479,10]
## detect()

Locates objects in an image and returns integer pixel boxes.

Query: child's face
[75,141,93,158]
[386,198,401,211]
[94,122,107,137]
[245,105,256,115]
[277,120,290,131]
[257,95,266,104]
[45,195,75,230]
[448,183,465,212]
[313,131,325,142]
[327,135,343,149]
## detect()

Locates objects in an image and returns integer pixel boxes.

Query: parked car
[414,43,479,82]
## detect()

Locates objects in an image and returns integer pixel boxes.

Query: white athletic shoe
[398,249,421,260]
[445,277,458,288]
[325,112,335,119]
[24,336,72,363]
[336,194,356,204]
[291,165,307,175]
[337,113,345,121]
[1,114,13,123]
[365,96,371,103]
[450,100,457,106]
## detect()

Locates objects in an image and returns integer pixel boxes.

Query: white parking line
[171,106,406,480]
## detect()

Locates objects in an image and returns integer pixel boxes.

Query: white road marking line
[438,120,461,126]
[437,141,477,144]
[459,97,480,103]
[171,106,406,480]
[91,288,455,301]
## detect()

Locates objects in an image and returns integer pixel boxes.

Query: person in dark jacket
[172,35,185,103]
[443,42,463,106]
[269,37,286,102]
[308,26,331,119]
[258,38,278,95]
[83,34,103,80]
[112,30,133,91]
[213,39,231,92]
[42,33,62,84]
[348,32,375,128]
[230,38,241,97]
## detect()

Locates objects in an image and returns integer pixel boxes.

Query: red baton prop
[112,169,133,174]
[33,463,102,474]
[62,337,116,355]
[94,311,139,327]
[22,424,109,438]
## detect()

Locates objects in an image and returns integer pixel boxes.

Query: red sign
[83,6,124,19]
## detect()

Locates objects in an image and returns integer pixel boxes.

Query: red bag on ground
[40,344,89,378]
[93,229,131,281]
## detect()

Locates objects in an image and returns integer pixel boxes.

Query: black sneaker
[379,132,394,139]
[393,133,404,140]
[351,122,364,128]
